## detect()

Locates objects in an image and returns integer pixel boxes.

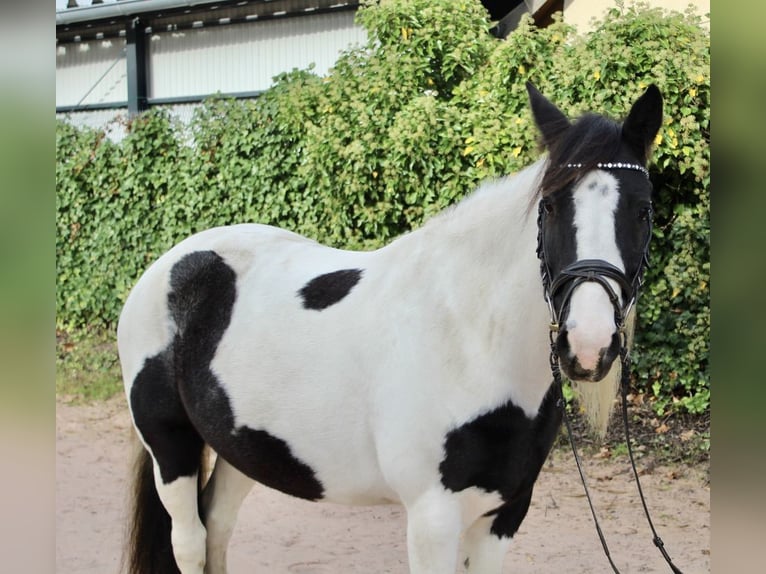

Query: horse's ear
[526,81,571,149]
[621,84,663,164]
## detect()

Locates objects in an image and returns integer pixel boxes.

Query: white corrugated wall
[56,10,366,113]
[149,11,365,98]
[56,38,128,108]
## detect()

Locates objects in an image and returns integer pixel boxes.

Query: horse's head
[527,82,663,383]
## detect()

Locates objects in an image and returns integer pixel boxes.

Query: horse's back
[117,224,316,383]
[117,221,378,408]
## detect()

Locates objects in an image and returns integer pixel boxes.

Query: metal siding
[56,38,128,107]
[148,11,366,98]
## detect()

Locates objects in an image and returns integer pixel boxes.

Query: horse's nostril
[555,328,570,355]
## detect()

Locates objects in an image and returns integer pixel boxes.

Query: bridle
[536,162,653,341]
[537,162,684,574]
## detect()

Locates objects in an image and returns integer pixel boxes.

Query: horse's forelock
[538,114,623,199]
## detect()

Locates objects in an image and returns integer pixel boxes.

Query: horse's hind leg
[201,457,254,574]
[153,462,208,574]
[128,356,208,574]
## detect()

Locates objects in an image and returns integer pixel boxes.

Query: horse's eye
[542,200,554,215]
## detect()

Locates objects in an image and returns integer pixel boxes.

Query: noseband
[536,163,683,574]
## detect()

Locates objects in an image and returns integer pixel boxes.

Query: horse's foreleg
[461,514,511,573]
[462,489,533,574]
[201,456,254,574]
[405,488,462,574]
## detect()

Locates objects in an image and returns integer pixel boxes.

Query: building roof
[56,0,361,43]
[56,0,533,28]
[56,1,351,25]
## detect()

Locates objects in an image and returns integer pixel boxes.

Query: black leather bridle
[536,163,683,574]
[536,187,652,342]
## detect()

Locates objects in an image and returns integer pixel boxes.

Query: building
[55,0,708,131]
[56,0,368,131]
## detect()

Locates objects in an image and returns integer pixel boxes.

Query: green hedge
[55,0,709,415]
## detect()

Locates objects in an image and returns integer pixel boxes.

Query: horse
[118,82,663,574]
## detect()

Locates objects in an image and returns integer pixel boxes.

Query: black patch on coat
[130,250,324,500]
[298,268,363,310]
[439,384,562,539]
[130,352,205,485]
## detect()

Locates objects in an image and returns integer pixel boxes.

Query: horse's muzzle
[555,328,621,382]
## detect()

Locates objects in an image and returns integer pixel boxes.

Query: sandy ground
[56,395,709,573]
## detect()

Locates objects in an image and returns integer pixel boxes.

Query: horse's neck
[410,160,544,293]
[384,160,547,342]
[383,161,550,414]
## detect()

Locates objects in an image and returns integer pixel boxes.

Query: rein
[551,347,684,574]
[537,164,683,573]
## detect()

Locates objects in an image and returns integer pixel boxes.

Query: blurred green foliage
[55,0,709,415]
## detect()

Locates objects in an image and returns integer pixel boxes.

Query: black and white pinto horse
[119,83,662,574]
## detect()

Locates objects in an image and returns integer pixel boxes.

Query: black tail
[124,444,180,574]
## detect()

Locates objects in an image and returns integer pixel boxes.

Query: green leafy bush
[55,0,709,414]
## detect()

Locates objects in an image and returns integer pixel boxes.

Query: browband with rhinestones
[563,162,649,179]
